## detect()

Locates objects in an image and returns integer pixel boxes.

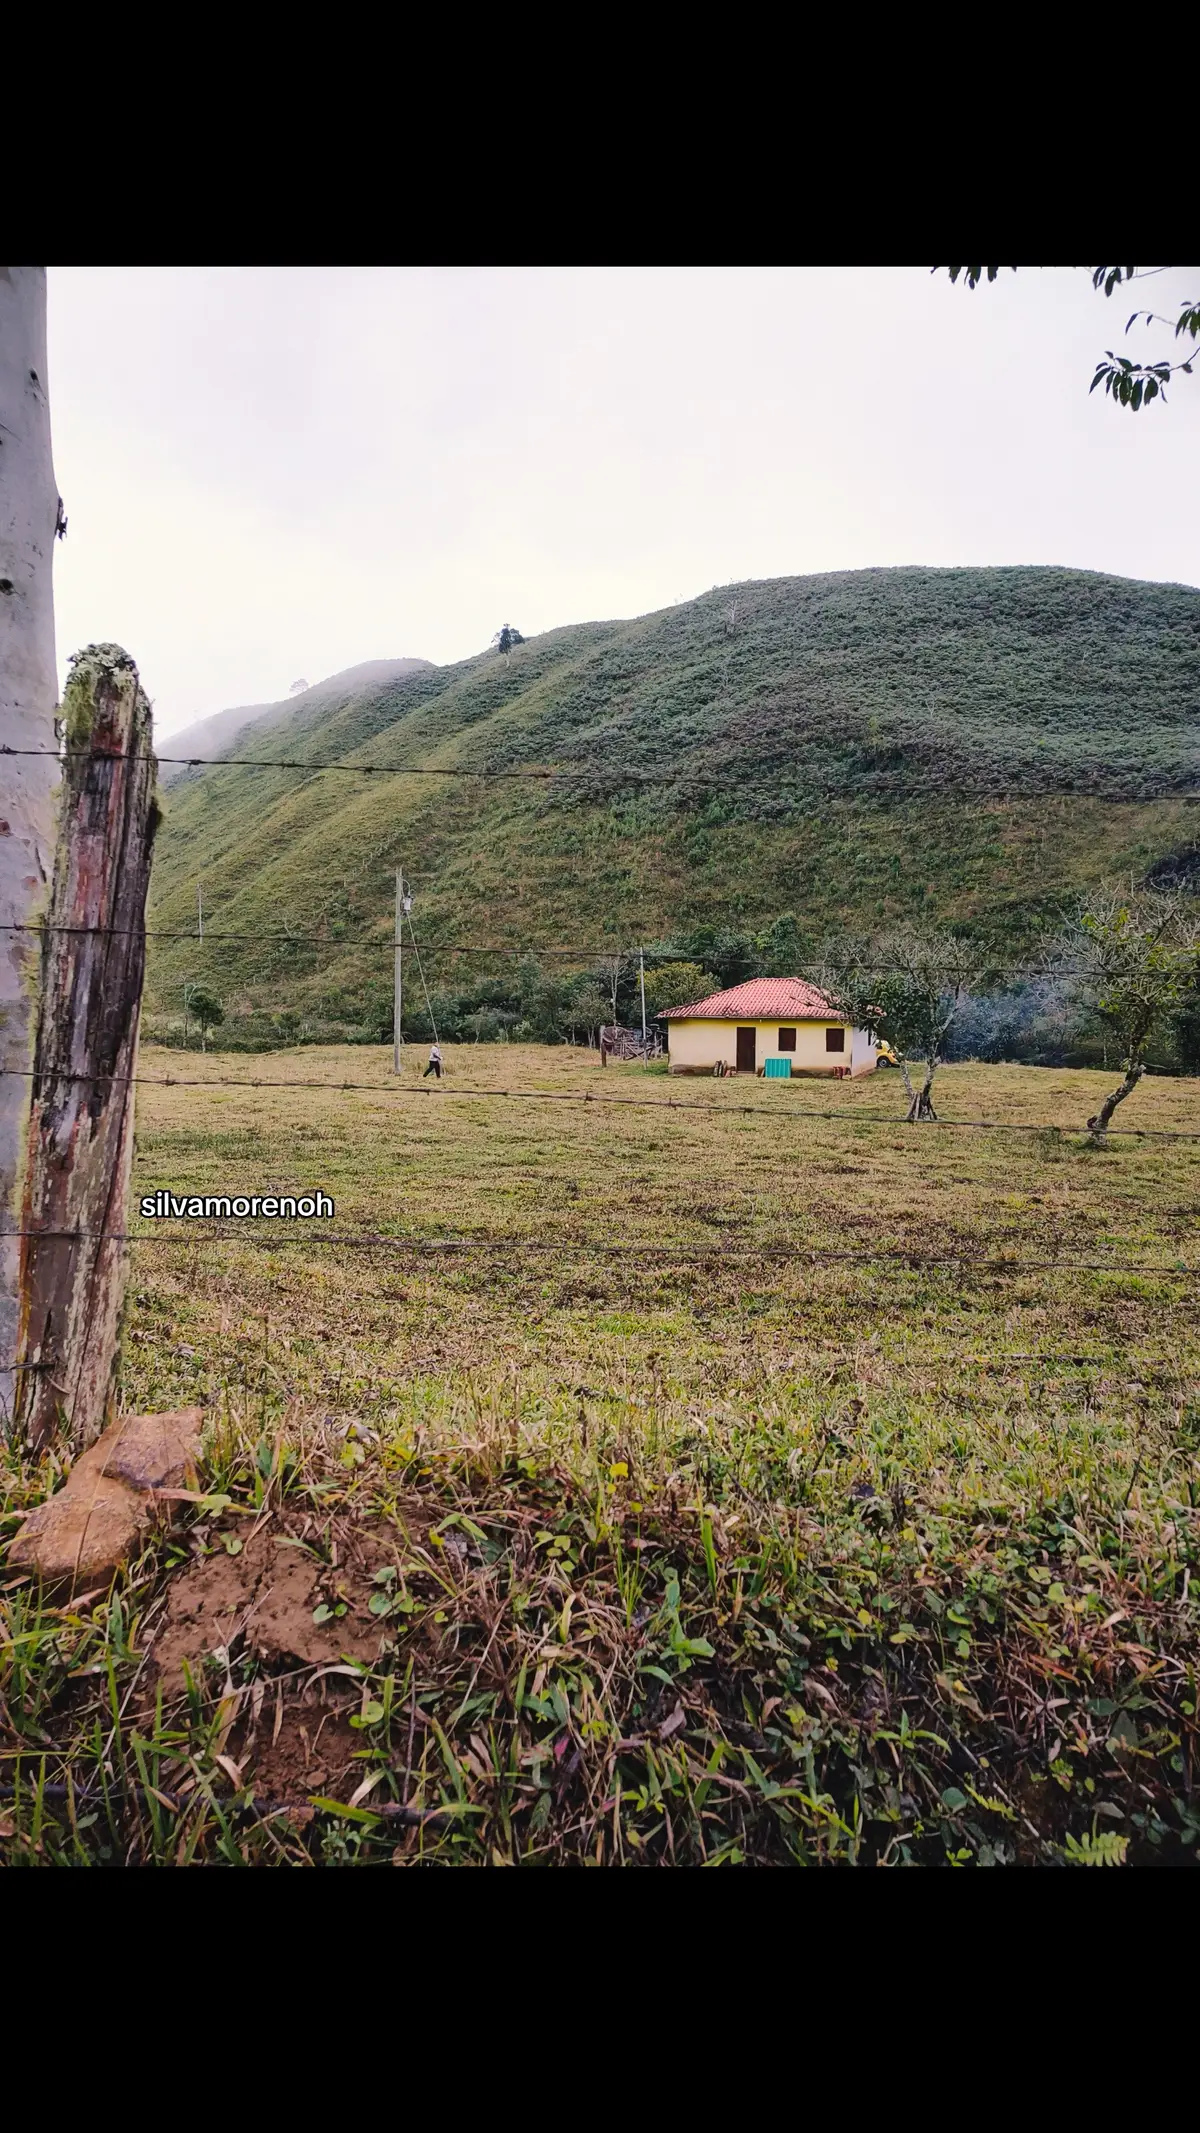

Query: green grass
[144,566,1200,1021]
[2,1048,1199,1864]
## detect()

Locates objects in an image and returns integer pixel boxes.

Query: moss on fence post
[14,645,159,1452]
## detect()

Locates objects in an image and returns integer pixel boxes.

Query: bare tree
[822,927,987,1121]
[595,952,627,1025]
[1059,889,1196,1139]
[0,268,61,1426]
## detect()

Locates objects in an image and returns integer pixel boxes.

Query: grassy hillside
[157,659,435,789]
[146,567,1200,1024]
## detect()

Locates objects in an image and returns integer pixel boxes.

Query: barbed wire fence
[4,743,1198,1437]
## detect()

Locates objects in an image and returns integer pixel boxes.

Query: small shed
[658,977,878,1078]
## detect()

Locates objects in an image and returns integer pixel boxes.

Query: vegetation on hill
[157,660,435,788]
[145,567,1200,1041]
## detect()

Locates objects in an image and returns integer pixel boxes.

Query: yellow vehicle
[876,1041,900,1068]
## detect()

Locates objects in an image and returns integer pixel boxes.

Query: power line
[1,1066,1198,1135]
[3,1228,1195,1274]
[2,747,561,781]
[0,922,1162,981]
[2,746,1197,803]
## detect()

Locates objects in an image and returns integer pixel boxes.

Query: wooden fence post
[14,644,158,1453]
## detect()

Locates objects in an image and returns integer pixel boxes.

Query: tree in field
[822,927,988,1121]
[559,986,610,1047]
[1058,890,1197,1138]
[0,268,61,1424]
[186,985,225,1052]
[641,962,719,1015]
[941,266,1199,411]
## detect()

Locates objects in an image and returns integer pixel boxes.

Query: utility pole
[639,948,648,1048]
[394,868,413,1073]
[197,882,203,940]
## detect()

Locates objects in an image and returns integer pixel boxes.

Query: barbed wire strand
[0,1065,1196,1137]
[4,744,1197,801]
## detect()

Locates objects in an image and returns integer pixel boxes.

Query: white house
[659,977,878,1078]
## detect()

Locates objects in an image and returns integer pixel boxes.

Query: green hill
[156,659,434,789]
[146,566,1199,1034]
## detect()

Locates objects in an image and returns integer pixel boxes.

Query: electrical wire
[0,921,1132,981]
[3,745,1196,803]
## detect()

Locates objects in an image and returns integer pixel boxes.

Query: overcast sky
[45,265,1200,740]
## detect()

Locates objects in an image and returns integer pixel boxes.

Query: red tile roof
[659,977,840,1021]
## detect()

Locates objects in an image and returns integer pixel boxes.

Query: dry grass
[2,1046,1198,1865]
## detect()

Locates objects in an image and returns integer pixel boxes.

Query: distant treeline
[141,909,1200,1073]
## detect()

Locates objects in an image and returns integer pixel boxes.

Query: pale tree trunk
[896,1052,938,1119]
[14,648,158,1452]
[1087,1060,1144,1141]
[907,1059,938,1122]
[0,267,60,1429]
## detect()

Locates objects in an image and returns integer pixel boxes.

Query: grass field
[3,1044,1199,1865]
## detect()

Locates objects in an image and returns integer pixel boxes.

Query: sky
[45,265,1200,740]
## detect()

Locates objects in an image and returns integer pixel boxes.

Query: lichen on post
[14,644,159,1452]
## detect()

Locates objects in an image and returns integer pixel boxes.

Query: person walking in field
[423,1042,443,1080]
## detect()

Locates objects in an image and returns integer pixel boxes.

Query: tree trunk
[13,646,158,1453]
[906,1059,938,1122]
[0,267,60,1430]
[1087,1060,1143,1141]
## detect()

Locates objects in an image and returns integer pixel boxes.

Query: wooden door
[736,1026,756,1073]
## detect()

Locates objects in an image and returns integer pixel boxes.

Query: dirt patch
[235,1674,365,1807]
[145,1509,430,1689]
[141,1504,447,1810]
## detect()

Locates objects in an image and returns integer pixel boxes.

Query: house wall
[666,1019,877,1075]
[851,1025,877,1075]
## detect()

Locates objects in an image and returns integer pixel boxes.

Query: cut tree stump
[13,645,158,1452]
[8,1405,205,1593]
